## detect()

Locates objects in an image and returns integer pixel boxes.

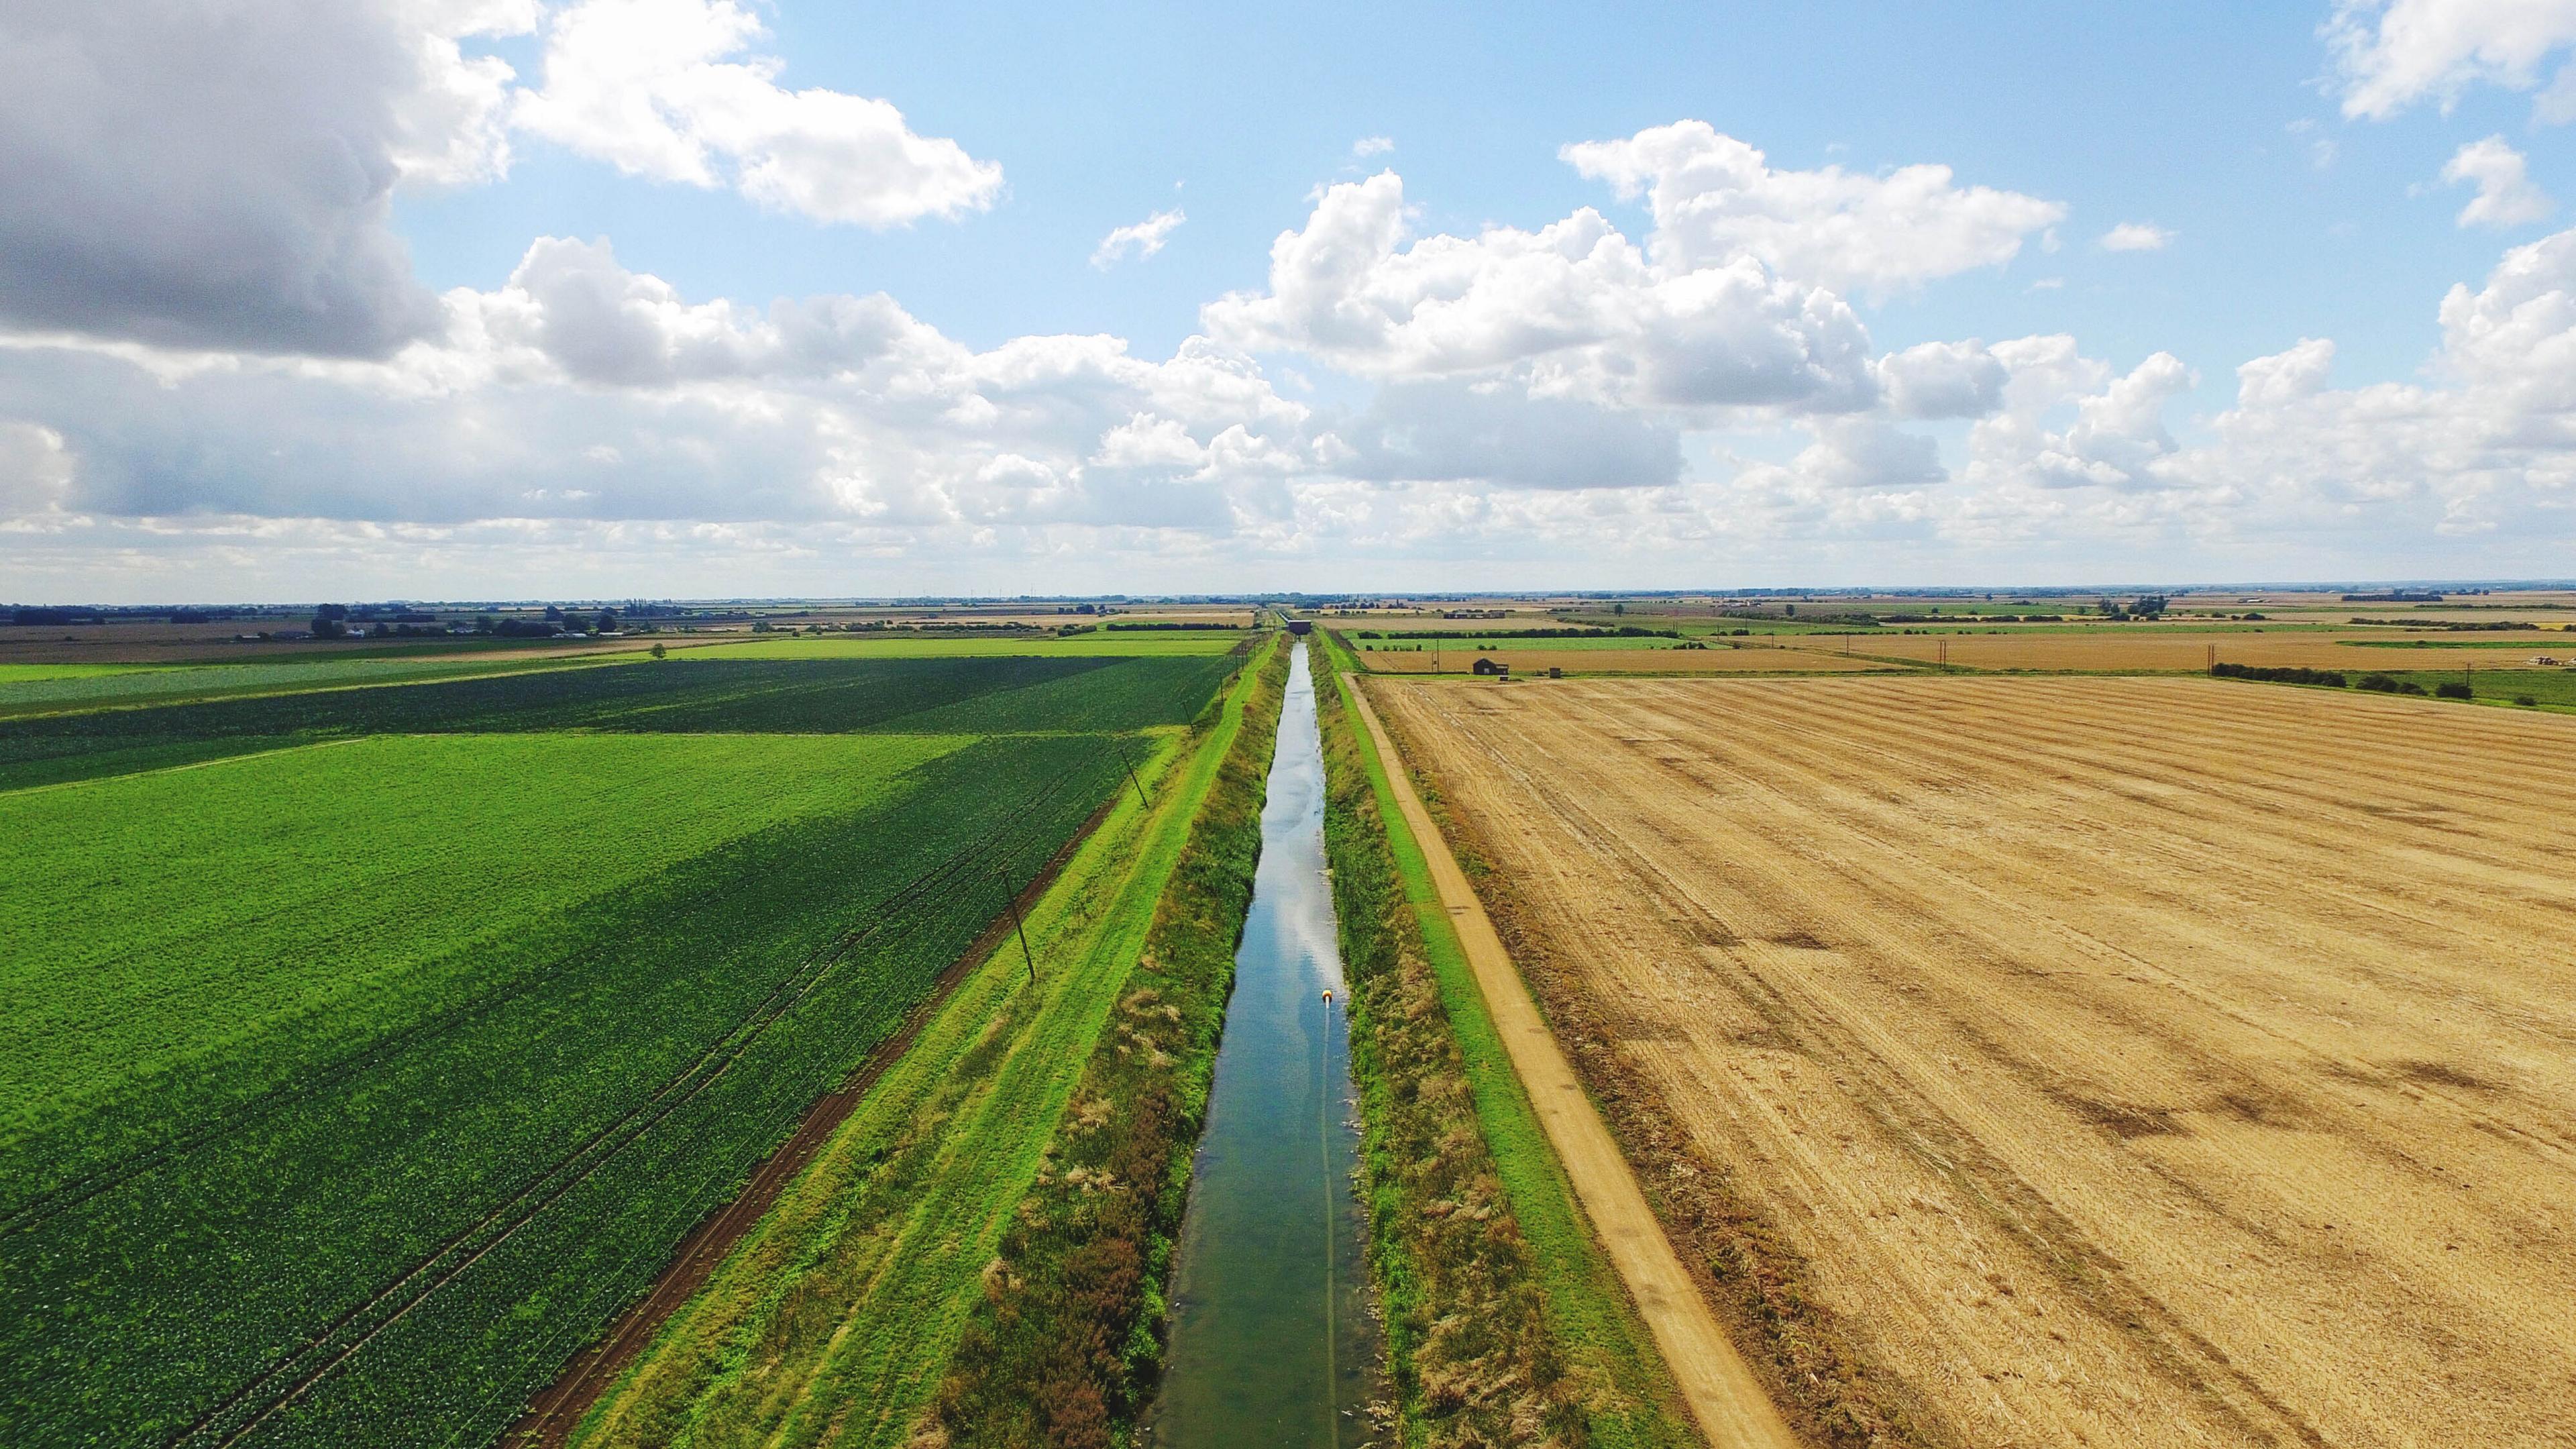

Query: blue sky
[400,3,2544,378]
[5,1,2576,598]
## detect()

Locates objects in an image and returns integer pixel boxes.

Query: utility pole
[1112,737,1150,808]
[998,869,1036,983]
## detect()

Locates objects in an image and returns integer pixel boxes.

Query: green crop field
[0,662,191,682]
[0,653,1239,791]
[0,651,1246,1449]
[700,631,1246,659]
[0,655,633,722]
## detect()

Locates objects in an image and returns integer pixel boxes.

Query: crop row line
[164,767,1086,1449]
[2,754,1105,1238]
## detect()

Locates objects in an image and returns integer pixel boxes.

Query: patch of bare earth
[1373,674,2576,1449]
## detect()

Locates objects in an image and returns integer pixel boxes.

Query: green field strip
[566,639,1277,1449]
[0,655,1232,793]
[2217,665,2576,714]
[0,651,641,722]
[2341,636,2576,648]
[0,731,969,1171]
[689,632,1247,659]
[1320,662,1699,1449]
[0,661,195,682]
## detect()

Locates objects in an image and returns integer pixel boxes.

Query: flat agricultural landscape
[0,647,1245,1449]
[1373,672,2576,1448]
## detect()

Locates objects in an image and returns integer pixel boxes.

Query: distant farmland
[0,653,1239,790]
[0,651,1243,1449]
[1377,673,2576,1448]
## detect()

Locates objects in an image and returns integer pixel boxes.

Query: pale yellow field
[1852,629,2573,672]
[1360,643,1896,674]
[1338,623,2576,676]
[1376,674,2576,1449]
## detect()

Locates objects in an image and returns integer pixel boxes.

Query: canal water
[1146,639,1379,1446]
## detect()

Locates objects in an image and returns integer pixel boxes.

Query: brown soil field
[1372,673,2576,1449]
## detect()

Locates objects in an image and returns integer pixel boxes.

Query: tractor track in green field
[504,778,1131,1449]
[5,764,1055,1246]
[160,767,1101,1449]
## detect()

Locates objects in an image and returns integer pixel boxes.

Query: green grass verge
[2340,637,2576,649]
[936,637,1291,1446]
[566,641,1277,1449]
[2212,665,2576,714]
[2375,666,2576,712]
[1312,649,1697,1449]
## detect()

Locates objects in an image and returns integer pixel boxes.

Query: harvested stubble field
[1342,621,2576,678]
[1374,673,2576,1449]
[1849,629,2561,673]
[1357,643,1894,674]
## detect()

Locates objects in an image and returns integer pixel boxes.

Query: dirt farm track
[1373,674,2576,1448]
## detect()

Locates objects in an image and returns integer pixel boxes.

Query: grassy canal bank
[1310,627,1701,1449]
[555,636,1284,1449]
[936,637,1294,1444]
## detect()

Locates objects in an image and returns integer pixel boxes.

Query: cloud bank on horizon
[3,0,2576,598]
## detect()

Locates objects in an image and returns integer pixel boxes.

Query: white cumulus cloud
[2328,0,2576,120]
[512,0,1002,227]
[0,237,1326,539]
[2443,136,2555,227]
[1561,120,2065,295]
[1201,169,1878,415]
[2099,222,2175,252]
[1352,136,1395,157]
[1092,208,1187,268]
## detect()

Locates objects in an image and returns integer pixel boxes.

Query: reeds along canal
[1147,638,1381,1446]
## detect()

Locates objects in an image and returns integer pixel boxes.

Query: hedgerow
[2208,662,2347,687]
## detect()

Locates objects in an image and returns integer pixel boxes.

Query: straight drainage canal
[1146,638,1380,1446]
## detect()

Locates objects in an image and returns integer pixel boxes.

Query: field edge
[1365,674,1939,1449]
[553,638,1273,1449]
[934,633,1293,1444]
[1313,635,1703,1449]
